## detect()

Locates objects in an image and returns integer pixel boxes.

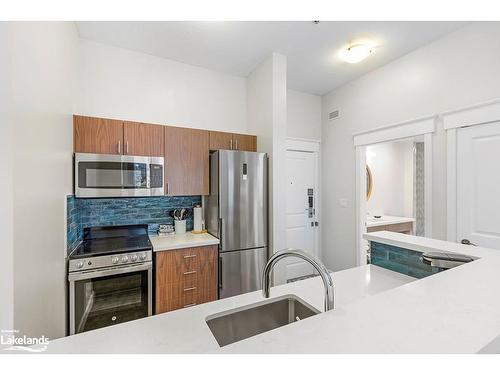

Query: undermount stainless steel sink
[205,294,320,347]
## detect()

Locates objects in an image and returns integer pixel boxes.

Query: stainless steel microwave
[74,153,164,198]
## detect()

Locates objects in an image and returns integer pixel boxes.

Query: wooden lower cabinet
[155,245,218,314]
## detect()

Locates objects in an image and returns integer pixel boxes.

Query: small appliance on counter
[157,224,174,236]
[67,224,153,335]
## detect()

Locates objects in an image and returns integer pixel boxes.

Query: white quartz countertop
[366,215,415,228]
[46,231,500,353]
[149,232,219,252]
[45,264,413,353]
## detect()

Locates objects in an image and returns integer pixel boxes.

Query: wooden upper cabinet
[209,131,234,151]
[165,126,209,196]
[74,115,124,154]
[209,131,257,152]
[234,133,257,152]
[123,121,164,157]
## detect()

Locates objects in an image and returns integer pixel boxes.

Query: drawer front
[155,246,218,314]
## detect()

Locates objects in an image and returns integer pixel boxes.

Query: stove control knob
[130,254,138,262]
[75,261,84,269]
[121,255,129,263]
[139,253,147,261]
[111,256,119,264]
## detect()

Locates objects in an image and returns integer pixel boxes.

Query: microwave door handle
[146,163,151,189]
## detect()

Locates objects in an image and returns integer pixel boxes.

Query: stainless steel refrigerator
[205,150,268,299]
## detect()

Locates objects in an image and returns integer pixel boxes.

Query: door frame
[353,116,436,266]
[442,98,500,242]
[285,137,321,261]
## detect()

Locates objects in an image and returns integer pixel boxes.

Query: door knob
[461,239,477,246]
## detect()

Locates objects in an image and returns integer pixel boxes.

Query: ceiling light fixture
[340,43,374,64]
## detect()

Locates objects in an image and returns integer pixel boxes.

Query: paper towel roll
[193,206,203,232]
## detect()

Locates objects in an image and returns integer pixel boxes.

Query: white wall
[287,89,321,140]
[0,23,14,335]
[9,22,77,339]
[322,22,500,271]
[366,140,414,218]
[247,53,288,283]
[76,39,247,133]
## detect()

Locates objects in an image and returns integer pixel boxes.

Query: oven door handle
[68,263,152,281]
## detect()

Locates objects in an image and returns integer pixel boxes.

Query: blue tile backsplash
[67,196,80,254]
[369,241,445,279]
[66,195,201,254]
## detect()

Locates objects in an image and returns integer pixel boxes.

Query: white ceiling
[76,21,466,95]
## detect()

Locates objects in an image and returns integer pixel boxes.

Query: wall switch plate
[339,198,348,208]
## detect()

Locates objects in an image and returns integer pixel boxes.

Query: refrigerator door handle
[218,217,223,251]
[218,255,223,289]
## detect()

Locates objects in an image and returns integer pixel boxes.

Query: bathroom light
[340,43,374,64]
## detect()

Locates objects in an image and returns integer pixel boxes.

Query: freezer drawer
[219,247,267,299]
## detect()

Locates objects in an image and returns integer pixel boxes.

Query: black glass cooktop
[70,224,152,259]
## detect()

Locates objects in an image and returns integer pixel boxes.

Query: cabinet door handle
[183,254,197,259]
[183,287,197,292]
[183,303,196,308]
[126,141,129,154]
[183,270,197,275]
[117,141,121,154]
[235,138,238,150]
[230,139,233,150]
[166,182,169,195]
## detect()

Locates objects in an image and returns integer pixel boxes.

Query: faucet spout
[262,248,334,312]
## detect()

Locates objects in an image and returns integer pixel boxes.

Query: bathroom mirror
[366,165,373,200]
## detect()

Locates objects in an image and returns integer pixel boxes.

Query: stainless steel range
[68,224,153,335]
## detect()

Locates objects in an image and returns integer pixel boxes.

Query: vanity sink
[206,294,319,347]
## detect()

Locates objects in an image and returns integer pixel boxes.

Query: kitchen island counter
[46,232,500,353]
[45,263,413,353]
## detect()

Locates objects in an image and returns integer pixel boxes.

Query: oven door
[68,263,152,335]
[75,153,160,198]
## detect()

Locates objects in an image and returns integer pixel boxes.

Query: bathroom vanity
[366,215,415,234]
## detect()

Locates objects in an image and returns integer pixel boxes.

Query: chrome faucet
[262,248,334,312]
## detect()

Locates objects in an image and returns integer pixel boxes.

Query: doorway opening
[365,137,424,236]
[355,129,433,266]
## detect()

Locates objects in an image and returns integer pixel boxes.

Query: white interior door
[285,150,317,281]
[457,122,500,249]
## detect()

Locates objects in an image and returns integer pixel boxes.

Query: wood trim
[355,146,367,266]
[353,116,436,146]
[446,128,458,242]
[424,133,433,238]
[286,138,320,152]
[73,115,124,154]
[123,121,164,157]
[164,126,209,196]
[442,97,500,129]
